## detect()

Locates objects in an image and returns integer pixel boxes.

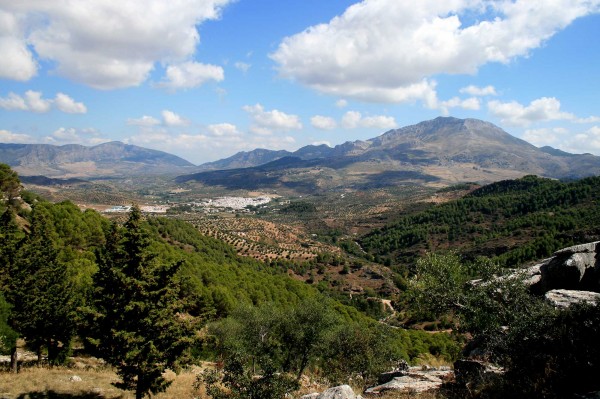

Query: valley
[2,117,600,399]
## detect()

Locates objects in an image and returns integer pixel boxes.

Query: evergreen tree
[0,163,21,206]
[89,206,199,399]
[8,205,80,365]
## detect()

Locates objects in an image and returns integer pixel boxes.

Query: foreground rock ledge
[301,385,363,399]
[365,367,453,395]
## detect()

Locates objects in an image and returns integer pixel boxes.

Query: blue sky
[1,0,599,164]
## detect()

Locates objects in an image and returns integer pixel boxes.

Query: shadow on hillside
[16,391,123,399]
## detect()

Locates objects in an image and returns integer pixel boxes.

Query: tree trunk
[136,373,145,399]
[10,346,18,373]
[37,344,42,366]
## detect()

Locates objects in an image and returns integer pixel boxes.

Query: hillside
[178,117,600,193]
[0,142,196,178]
[360,175,600,270]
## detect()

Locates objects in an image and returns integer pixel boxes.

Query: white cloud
[271,0,600,103]
[312,141,332,147]
[460,85,497,97]
[439,97,480,116]
[0,129,32,143]
[162,110,189,127]
[158,61,224,90]
[0,92,27,111]
[0,91,86,114]
[234,62,251,74]
[45,127,109,145]
[521,126,600,155]
[243,103,302,134]
[0,1,232,89]
[127,115,161,127]
[341,111,397,130]
[575,116,600,124]
[563,126,600,154]
[522,127,569,147]
[341,111,362,129]
[0,10,37,81]
[54,93,87,114]
[207,123,241,137]
[488,97,576,126]
[311,115,337,130]
[24,91,52,113]
[127,127,297,164]
[335,99,348,108]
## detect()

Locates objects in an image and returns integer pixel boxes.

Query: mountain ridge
[0,141,195,177]
[180,117,600,192]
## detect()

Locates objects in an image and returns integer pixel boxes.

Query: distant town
[103,196,273,214]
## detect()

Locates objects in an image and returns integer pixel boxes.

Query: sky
[1,0,600,165]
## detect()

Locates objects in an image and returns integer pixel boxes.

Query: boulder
[545,289,600,308]
[506,241,600,294]
[301,385,362,399]
[69,375,82,382]
[365,367,452,395]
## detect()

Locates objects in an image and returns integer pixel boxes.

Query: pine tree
[8,205,80,365]
[90,206,199,399]
[0,208,23,372]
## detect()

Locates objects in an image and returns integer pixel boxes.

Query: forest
[361,175,600,270]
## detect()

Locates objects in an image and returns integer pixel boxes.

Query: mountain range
[178,117,600,192]
[0,141,195,178]
[3,117,600,189]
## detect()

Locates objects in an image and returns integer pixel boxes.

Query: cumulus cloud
[522,127,569,148]
[341,111,397,130]
[311,115,337,130]
[243,104,302,135]
[522,126,600,155]
[439,97,480,116]
[53,93,87,114]
[460,85,498,97]
[0,10,38,81]
[158,61,224,90]
[127,110,189,127]
[0,1,232,89]
[45,127,108,145]
[0,129,32,143]
[162,110,189,127]
[207,123,241,137]
[127,115,161,127]
[0,91,86,114]
[335,99,348,108]
[271,0,600,103]
[488,97,576,126]
[127,127,297,164]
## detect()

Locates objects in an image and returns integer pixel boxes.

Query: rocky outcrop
[527,242,600,294]
[301,385,362,399]
[365,367,452,395]
[545,289,600,308]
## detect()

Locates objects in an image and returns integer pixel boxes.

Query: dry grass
[0,366,205,399]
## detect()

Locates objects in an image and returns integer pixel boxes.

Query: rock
[545,289,600,308]
[495,241,600,294]
[377,360,410,384]
[301,385,362,399]
[366,367,452,395]
[554,242,599,256]
[69,375,82,382]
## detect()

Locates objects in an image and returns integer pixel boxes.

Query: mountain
[196,144,336,171]
[0,141,195,177]
[177,117,600,192]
